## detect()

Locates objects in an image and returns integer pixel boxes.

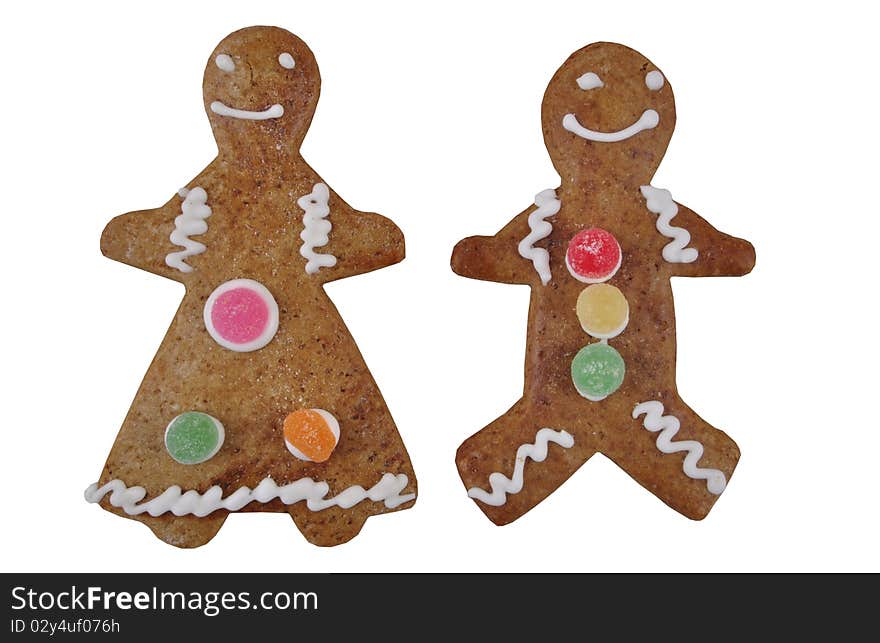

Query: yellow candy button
[576,284,629,339]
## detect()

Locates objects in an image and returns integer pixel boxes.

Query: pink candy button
[203,279,279,352]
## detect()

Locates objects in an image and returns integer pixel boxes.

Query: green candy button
[164,412,225,465]
[571,342,625,401]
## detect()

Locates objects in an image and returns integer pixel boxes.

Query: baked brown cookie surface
[452,42,754,525]
[86,26,416,547]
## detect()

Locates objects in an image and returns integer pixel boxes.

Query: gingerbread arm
[100,192,193,283]
[308,188,405,284]
[451,193,558,286]
[640,185,755,278]
[666,202,755,277]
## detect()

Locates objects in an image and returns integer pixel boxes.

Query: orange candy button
[283,409,340,463]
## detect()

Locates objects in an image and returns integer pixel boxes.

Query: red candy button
[565,228,622,283]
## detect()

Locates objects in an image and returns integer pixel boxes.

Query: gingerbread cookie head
[204,26,320,152]
[542,42,676,186]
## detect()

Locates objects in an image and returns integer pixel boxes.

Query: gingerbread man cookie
[452,42,755,525]
[86,26,416,547]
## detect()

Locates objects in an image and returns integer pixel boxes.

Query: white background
[1,1,878,572]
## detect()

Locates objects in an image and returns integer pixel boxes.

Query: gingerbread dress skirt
[87,265,416,547]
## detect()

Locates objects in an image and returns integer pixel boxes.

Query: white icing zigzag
[297,182,337,274]
[165,187,212,273]
[467,428,574,506]
[517,188,561,285]
[639,185,698,263]
[84,473,415,518]
[632,401,726,495]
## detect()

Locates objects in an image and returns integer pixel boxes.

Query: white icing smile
[210,100,284,120]
[562,109,659,142]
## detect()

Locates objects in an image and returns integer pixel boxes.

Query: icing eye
[576,72,604,90]
[215,54,235,72]
[645,70,664,91]
[278,52,295,69]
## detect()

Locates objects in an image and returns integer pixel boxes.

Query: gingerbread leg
[287,505,370,547]
[124,511,228,549]
[457,399,594,525]
[283,393,416,546]
[603,394,740,520]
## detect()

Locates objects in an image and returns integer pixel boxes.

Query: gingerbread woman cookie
[86,26,416,547]
[452,42,755,525]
